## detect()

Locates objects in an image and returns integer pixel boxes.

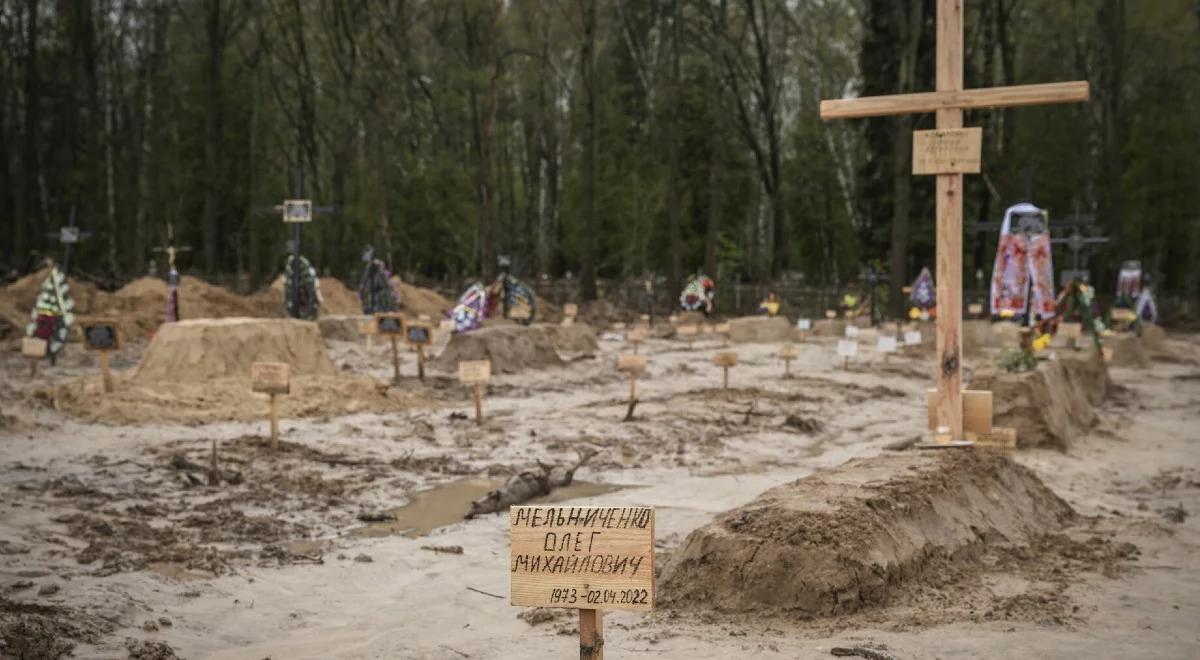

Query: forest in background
[1,0,1197,314]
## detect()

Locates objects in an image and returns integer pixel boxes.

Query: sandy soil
[1,325,1198,659]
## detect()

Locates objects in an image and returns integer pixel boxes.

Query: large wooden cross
[820,0,1089,439]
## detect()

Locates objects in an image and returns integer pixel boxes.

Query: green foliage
[998,348,1038,374]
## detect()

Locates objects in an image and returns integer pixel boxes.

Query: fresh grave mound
[134,318,336,383]
[729,316,792,343]
[1139,324,1166,353]
[317,277,362,315]
[40,371,432,424]
[106,276,266,337]
[660,451,1074,617]
[41,319,431,423]
[969,351,1110,449]
[811,318,846,337]
[540,322,599,353]
[389,276,453,319]
[1105,333,1150,369]
[431,325,564,374]
[318,314,371,342]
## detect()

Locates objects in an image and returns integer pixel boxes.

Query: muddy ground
[1,325,1199,659]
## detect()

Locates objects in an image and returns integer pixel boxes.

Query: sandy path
[1,328,1198,659]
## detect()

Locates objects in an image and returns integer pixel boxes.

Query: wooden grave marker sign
[820,0,1088,440]
[405,320,433,380]
[81,318,121,393]
[510,303,533,322]
[617,354,647,419]
[251,362,291,450]
[713,351,738,389]
[358,318,377,350]
[21,336,47,377]
[845,325,860,339]
[968,303,984,318]
[715,321,732,347]
[627,327,647,354]
[877,335,898,362]
[511,505,655,659]
[376,313,407,383]
[779,344,800,376]
[912,127,982,175]
[926,389,992,439]
[458,360,492,425]
[796,318,812,341]
[837,340,858,370]
[824,309,837,320]
[677,324,698,349]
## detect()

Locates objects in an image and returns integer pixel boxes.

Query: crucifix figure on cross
[820,0,1089,442]
[151,223,192,322]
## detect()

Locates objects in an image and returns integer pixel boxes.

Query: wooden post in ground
[580,609,603,660]
[251,362,290,451]
[404,321,433,382]
[819,0,1088,439]
[99,350,113,393]
[779,345,799,376]
[389,336,401,383]
[617,355,646,421]
[269,394,279,450]
[81,319,120,393]
[23,337,45,378]
[416,345,426,380]
[458,360,492,426]
[714,352,737,389]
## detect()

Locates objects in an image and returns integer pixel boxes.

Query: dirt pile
[969,351,1110,449]
[540,322,599,353]
[811,319,846,337]
[318,277,361,315]
[431,325,564,374]
[134,318,336,383]
[1106,333,1151,369]
[660,451,1074,617]
[318,314,371,342]
[729,316,792,343]
[389,276,453,320]
[1140,324,1166,352]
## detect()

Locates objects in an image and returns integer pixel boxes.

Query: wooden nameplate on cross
[820,0,1088,441]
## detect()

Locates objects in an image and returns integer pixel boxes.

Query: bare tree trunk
[16,0,40,269]
[666,0,683,283]
[886,0,924,318]
[578,0,598,300]
[705,101,724,278]
[103,15,118,278]
[202,0,223,274]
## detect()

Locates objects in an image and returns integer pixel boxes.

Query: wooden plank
[580,609,604,660]
[510,506,655,612]
[778,345,800,360]
[819,81,1089,120]
[969,426,1017,451]
[912,127,982,175]
[934,0,965,439]
[251,362,291,395]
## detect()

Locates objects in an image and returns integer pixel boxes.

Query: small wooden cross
[820,0,1088,440]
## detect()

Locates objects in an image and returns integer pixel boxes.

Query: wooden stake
[934,0,965,440]
[629,371,637,402]
[722,366,730,389]
[843,356,849,371]
[389,336,401,384]
[784,357,792,376]
[416,345,426,381]
[269,393,279,450]
[28,358,37,378]
[99,350,113,393]
[473,383,483,425]
[579,609,603,660]
[209,438,219,486]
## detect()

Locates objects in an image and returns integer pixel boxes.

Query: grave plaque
[376,314,405,335]
[617,355,647,373]
[713,352,738,367]
[825,310,837,319]
[904,330,923,346]
[510,304,532,321]
[837,340,858,357]
[779,345,800,360]
[282,199,312,223]
[82,320,121,352]
[912,127,983,175]
[797,319,812,331]
[845,325,860,338]
[458,360,492,385]
[406,322,433,346]
[251,362,291,395]
[878,336,898,353]
[677,324,698,339]
[510,506,655,612]
[563,303,578,318]
[968,303,984,316]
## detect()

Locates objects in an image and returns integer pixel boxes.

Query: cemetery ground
[1,324,1199,659]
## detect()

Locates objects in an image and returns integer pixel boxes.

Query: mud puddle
[354,478,632,539]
